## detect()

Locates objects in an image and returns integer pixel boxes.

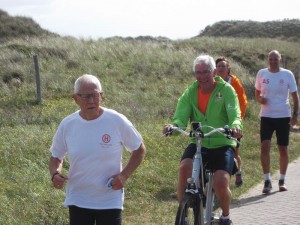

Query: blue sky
[1,0,299,40]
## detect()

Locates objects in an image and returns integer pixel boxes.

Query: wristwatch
[293,111,299,116]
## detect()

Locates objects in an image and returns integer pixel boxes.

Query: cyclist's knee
[214,171,230,187]
[179,158,193,175]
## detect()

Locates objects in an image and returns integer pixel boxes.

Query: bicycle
[166,122,239,225]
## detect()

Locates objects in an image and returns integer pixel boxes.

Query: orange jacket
[228,74,248,119]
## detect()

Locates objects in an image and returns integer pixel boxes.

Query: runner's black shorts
[181,143,236,175]
[260,117,290,146]
[69,206,121,225]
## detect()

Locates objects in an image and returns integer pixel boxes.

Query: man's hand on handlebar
[163,124,174,136]
[231,127,243,139]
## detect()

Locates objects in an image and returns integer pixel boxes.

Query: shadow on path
[230,191,279,209]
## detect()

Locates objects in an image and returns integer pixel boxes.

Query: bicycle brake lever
[223,125,231,134]
[165,126,174,136]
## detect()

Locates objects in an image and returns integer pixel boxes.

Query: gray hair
[268,50,281,60]
[74,74,102,94]
[193,55,216,72]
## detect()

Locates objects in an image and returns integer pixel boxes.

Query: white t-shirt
[255,68,298,118]
[50,108,143,209]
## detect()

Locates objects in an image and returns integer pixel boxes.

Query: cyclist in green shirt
[163,54,242,225]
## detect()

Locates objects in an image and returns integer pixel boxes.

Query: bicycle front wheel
[175,193,204,225]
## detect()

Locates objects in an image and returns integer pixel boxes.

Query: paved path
[230,157,300,225]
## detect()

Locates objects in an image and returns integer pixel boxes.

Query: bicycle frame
[189,130,205,192]
[204,171,217,225]
[190,123,216,225]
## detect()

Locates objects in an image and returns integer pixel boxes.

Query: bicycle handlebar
[167,126,189,136]
[166,123,239,143]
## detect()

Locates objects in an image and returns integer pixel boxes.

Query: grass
[0,36,300,224]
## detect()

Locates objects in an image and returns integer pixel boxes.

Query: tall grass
[0,36,300,224]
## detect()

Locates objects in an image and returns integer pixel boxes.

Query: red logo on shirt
[262,79,269,84]
[102,134,111,143]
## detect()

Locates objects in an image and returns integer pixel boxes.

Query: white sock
[221,214,230,220]
[280,174,285,180]
[264,173,271,180]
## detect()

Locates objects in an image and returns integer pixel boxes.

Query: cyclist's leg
[209,147,234,217]
[178,158,193,203]
[177,143,196,203]
[213,170,231,216]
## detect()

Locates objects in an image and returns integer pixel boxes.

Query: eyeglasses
[76,92,101,99]
[195,70,212,75]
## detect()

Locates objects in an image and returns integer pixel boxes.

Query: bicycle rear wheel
[175,193,204,225]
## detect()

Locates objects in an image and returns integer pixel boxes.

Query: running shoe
[235,171,243,187]
[279,179,287,192]
[220,218,233,225]
[262,180,272,194]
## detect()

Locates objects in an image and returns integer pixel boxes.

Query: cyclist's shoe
[262,180,272,194]
[235,171,243,187]
[220,218,233,225]
[278,179,287,192]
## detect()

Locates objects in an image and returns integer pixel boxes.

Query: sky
[1,0,299,40]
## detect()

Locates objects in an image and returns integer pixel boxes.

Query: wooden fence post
[33,54,41,102]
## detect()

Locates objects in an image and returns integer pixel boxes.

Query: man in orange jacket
[215,57,248,187]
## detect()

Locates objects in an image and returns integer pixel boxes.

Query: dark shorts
[260,117,290,146]
[181,143,236,175]
[69,205,122,225]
